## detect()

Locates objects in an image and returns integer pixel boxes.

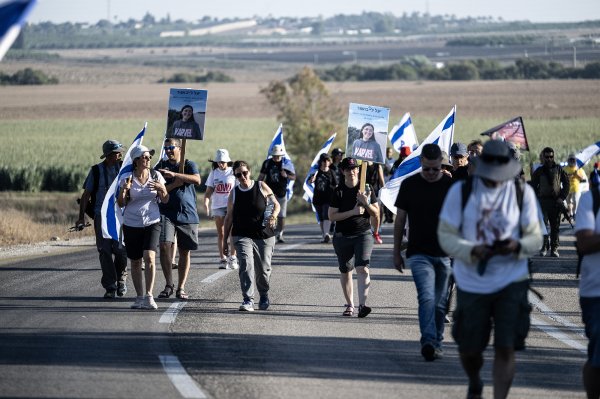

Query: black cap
[332,148,345,156]
[340,157,359,170]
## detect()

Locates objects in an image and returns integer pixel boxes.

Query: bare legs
[459,347,515,399]
[130,250,156,297]
[340,266,371,307]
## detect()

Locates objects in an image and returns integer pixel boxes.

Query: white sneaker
[219,258,228,269]
[130,296,144,309]
[228,256,239,270]
[142,295,158,310]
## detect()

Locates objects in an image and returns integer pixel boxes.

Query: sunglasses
[163,145,179,151]
[568,158,576,162]
[235,170,249,178]
[481,153,510,164]
[544,155,554,159]
[141,155,152,161]
[422,167,441,172]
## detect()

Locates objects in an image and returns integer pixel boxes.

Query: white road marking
[201,269,232,283]
[278,242,305,251]
[159,354,207,399]
[529,292,586,337]
[530,316,587,353]
[159,302,187,324]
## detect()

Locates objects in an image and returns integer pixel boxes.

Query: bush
[0,68,58,85]
[159,71,234,83]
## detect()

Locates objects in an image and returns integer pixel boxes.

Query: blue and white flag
[101,123,147,241]
[574,140,600,169]
[379,106,456,213]
[302,132,337,210]
[0,0,36,61]
[388,113,419,154]
[267,123,296,200]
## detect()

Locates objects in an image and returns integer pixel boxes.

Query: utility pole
[573,46,577,68]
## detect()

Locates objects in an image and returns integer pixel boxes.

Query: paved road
[0,222,587,398]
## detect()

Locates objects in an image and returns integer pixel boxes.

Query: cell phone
[493,239,511,248]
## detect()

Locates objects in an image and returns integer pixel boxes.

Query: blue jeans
[233,236,275,301]
[407,254,452,348]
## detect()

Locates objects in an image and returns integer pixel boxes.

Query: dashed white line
[529,292,586,337]
[159,301,187,324]
[201,269,232,283]
[530,316,587,353]
[159,354,207,398]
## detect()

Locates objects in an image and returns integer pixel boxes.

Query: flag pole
[179,138,187,173]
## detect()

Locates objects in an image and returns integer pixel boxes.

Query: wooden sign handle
[178,139,187,173]
[359,161,367,192]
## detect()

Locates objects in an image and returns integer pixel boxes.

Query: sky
[26,0,600,24]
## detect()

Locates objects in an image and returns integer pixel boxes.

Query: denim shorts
[581,296,600,367]
[123,223,161,260]
[452,280,531,353]
[332,230,373,273]
[211,207,227,218]
[159,215,199,250]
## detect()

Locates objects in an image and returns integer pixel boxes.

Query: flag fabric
[101,123,147,241]
[302,132,337,212]
[379,106,456,214]
[574,140,600,169]
[154,132,169,168]
[388,113,419,154]
[480,116,529,151]
[267,123,296,201]
[0,0,36,61]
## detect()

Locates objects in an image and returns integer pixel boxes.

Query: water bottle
[262,198,275,227]
[364,184,371,205]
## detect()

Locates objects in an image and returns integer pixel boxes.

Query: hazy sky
[28,0,600,24]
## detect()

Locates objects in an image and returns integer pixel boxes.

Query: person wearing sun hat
[204,149,238,270]
[438,139,542,399]
[76,139,127,300]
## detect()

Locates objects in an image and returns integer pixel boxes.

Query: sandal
[158,284,174,298]
[176,288,189,300]
[342,305,354,317]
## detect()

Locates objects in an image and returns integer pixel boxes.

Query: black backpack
[576,188,600,278]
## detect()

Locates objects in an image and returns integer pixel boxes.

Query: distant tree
[448,62,479,80]
[373,14,395,33]
[142,12,156,25]
[260,67,343,181]
[311,20,324,35]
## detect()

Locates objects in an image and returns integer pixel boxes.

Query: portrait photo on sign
[165,88,208,141]
[346,103,390,164]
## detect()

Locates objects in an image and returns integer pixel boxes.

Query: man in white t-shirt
[575,186,600,399]
[437,140,542,399]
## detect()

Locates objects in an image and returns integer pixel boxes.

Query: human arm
[393,208,407,273]
[377,165,385,187]
[76,190,92,225]
[116,177,132,208]
[559,168,570,200]
[575,191,600,255]
[149,174,169,203]
[222,193,234,255]
[203,186,214,215]
[259,181,280,228]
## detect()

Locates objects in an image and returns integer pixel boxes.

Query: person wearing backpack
[437,140,542,399]
[575,183,600,399]
[76,140,128,299]
[530,147,570,257]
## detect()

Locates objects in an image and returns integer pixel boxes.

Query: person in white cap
[117,145,169,310]
[76,139,128,299]
[438,140,542,399]
[258,144,296,243]
[204,149,238,269]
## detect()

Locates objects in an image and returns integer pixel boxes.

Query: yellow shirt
[564,165,586,193]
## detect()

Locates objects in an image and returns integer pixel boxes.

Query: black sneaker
[117,282,127,297]
[421,343,435,361]
[434,347,444,360]
[357,305,371,318]
[258,295,270,310]
[104,290,116,299]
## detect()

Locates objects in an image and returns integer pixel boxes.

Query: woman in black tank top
[223,161,280,312]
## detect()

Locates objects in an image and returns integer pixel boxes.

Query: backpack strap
[91,164,100,194]
[459,176,474,232]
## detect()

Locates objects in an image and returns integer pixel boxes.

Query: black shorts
[123,223,161,260]
[332,230,374,273]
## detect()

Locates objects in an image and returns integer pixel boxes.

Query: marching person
[329,157,379,318]
[258,144,295,243]
[204,149,238,269]
[117,145,169,310]
[76,140,128,299]
[155,138,201,300]
[438,140,542,399]
[393,144,453,361]
[564,153,587,216]
[308,154,338,243]
[223,160,279,312]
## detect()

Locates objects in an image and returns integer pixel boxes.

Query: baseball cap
[130,145,155,160]
[340,157,359,170]
[271,145,285,156]
[100,140,125,159]
[332,148,345,156]
[450,142,468,157]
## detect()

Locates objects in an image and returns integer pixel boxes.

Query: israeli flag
[101,123,147,241]
[380,106,456,213]
[574,140,600,169]
[0,0,36,61]
[302,132,337,210]
[267,123,295,200]
[388,113,419,153]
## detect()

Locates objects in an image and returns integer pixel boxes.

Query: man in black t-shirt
[258,145,296,243]
[393,143,453,362]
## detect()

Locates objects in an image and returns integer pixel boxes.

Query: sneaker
[538,249,547,257]
[130,296,144,309]
[219,258,228,269]
[357,304,372,318]
[324,234,331,244]
[142,295,158,310]
[103,290,116,299]
[434,347,444,360]
[444,315,451,324]
[258,295,270,310]
[228,256,239,270]
[239,299,254,312]
[172,262,178,270]
[551,250,559,258]
[276,235,286,244]
[117,282,127,297]
[421,343,435,361]
[373,232,383,244]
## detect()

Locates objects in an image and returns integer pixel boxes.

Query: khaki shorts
[159,215,199,251]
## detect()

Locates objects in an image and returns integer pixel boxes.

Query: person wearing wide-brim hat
[437,139,542,398]
[76,139,128,300]
[204,149,238,270]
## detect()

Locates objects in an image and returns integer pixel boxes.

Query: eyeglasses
[235,170,249,178]
[481,153,510,164]
[163,145,179,151]
[422,167,441,172]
